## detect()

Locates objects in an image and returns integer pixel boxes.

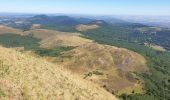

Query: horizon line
[0,12,170,17]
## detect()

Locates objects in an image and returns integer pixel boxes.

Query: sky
[0,0,170,15]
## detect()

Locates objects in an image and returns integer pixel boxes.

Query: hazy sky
[0,0,170,15]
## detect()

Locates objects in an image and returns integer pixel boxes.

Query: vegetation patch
[35,46,75,57]
[135,27,162,33]
[41,24,77,32]
[0,88,5,98]
[92,70,104,75]
[0,60,10,76]
[84,70,104,79]
[0,34,40,50]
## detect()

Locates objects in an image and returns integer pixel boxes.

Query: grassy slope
[0,25,23,35]
[0,46,118,100]
[55,43,148,96]
[24,29,92,48]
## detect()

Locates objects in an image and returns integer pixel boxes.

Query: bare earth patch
[145,43,166,51]
[76,24,100,31]
[31,24,41,29]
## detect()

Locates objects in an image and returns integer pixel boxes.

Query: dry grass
[24,29,93,48]
[0,46,118,100]
[53,43,148,95]
[76,24,99,32]
[0,25,23,35]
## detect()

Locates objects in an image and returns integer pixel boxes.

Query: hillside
[0,25,149,96]
[0,25,23,35]
[53,43,148,95]
[0,46,118,100]
[0,25,93,49]
[23,29,92,48]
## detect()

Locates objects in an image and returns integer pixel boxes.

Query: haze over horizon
[0,0,170,16]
